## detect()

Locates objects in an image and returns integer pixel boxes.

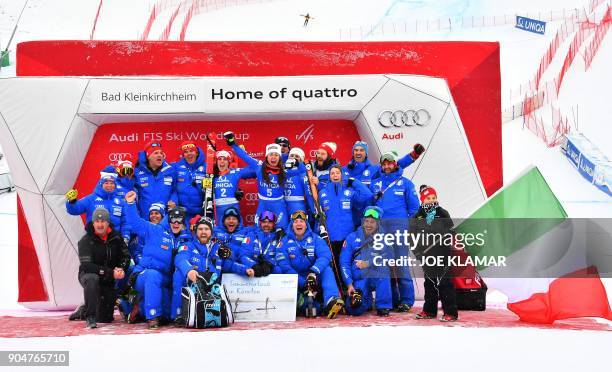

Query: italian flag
[456,166,612,324]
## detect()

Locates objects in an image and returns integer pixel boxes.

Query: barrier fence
[138,0,282,41]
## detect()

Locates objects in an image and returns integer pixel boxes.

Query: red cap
[420,186,437,203]
[144,141,163,158]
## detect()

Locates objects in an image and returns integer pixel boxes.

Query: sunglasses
[181,143,197,152]
[170,218,184,224]
[363,208,381,220]
[149,142,162,148]
[259,211,277,223]
[291,210,308,221]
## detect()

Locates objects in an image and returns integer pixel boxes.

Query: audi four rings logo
[378,109,431,127]
[244,193,259,202]
[108,153,133,162]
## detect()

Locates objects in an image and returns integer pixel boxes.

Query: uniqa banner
[515,15,546,35]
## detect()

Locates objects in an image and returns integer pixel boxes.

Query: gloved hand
[410,143,425,159]
[347,162,355,170]
[117,165,134,178]
[253,261,273,277]
[65,189,78,203]
[235,189,244,201]
[201,177,213,190]
[274,227,285,242]
[347,177,355,188]
[218,244,232,259]
[285,158,297,170]
[317,225,329,240]
[306,273,318,292]
[223,131,236,146]
[374,191,383,202]
[349,288,363,309]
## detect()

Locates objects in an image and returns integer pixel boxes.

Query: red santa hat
[319,142,337,157]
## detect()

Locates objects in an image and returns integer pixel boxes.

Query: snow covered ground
[0,0,610,370]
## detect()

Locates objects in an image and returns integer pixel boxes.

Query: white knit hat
[265,143,282,157]
[289,147,305,161]
[216,150,232,159]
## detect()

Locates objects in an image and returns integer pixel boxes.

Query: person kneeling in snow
[239,211,284,277]
[340,206,393,317]
[276,210,344,318]
[73,207,130,329]
[171,216,252,325]
[411,185,458,322]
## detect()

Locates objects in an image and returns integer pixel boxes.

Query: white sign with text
[221,274,298,322]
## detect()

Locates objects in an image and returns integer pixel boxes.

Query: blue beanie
[352,141,369,157]
[149,203,166,217]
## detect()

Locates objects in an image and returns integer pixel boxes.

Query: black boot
[376,308,390,317]
[86,316,97,329]
[69,304,86,321]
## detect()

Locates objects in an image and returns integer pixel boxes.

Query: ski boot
[147,317,160,330]
[305,290,317,318]
[376,308,390,317]
[325,297,344,319]
[394,304,412,313]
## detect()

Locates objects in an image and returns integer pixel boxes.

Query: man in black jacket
[77,207,130,328]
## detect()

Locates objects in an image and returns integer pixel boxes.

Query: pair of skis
[202,133,217,223]
[304,162,346,310]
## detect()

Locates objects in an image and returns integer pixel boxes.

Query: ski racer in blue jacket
[369,151,420,312]
[283,147,315,218]
[239,210,284,277]
[171,216,253,322]
[213,206,250,259]
[342,141,425,227]
[65,171,131,240]
[213,149,256,226]
[172,141,206,221]
[310,141,339,190]
[134,141,178,218]
[319,165,373,266]
[225,132,289,229]
[100,160,136,199]
[276,211,344,318]
[340,206,393,316]
[123,191,190,329]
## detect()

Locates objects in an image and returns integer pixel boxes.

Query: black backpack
[181,271,234,328]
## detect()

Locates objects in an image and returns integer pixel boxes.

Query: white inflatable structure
[0,74,486,309]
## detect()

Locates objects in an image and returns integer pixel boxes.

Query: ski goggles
[290,210,308,221]
[275,137,290,147]
[259,211,277,223]
[363,207,381,220]
[180,143,197,152]
[223,208,240,219]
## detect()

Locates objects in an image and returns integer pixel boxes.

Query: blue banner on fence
[516,16,546,35]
